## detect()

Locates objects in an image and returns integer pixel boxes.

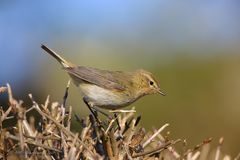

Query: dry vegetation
[0,84,239,160]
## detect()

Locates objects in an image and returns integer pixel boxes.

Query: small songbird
[41,45,165,110]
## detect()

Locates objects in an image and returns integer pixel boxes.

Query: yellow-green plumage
[41,44,165,110]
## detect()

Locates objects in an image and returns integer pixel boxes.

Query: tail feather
[41,44,73,68]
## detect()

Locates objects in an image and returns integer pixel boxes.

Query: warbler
[41,45,165,110]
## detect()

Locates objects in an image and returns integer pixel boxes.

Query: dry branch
[0,84,238,160]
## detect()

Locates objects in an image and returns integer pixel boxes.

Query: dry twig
[0,84,237,160]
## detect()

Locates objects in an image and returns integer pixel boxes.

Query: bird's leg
[91,107,113,120]
[83,98,102,125]
[114,113,121,130]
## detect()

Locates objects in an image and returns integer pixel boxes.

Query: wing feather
[65,66,129,91]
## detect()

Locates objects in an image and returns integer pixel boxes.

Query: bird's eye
[149,81,154,86]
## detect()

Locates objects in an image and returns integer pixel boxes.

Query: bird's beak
[158,89,166,96]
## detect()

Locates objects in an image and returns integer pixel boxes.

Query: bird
[41,44,165,111]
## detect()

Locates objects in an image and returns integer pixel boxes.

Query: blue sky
[0,1,240,84]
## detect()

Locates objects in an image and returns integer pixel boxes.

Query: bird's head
[134,69,166,96]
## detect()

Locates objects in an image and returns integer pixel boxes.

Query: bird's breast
[78,83,133,109]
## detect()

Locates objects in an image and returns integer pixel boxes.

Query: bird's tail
[41,44,73,68]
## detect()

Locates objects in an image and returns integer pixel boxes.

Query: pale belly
[78,83,132,109]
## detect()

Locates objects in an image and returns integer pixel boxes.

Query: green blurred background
[0,1,240,155]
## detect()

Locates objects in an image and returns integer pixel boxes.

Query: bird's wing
[65,66,128,91]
